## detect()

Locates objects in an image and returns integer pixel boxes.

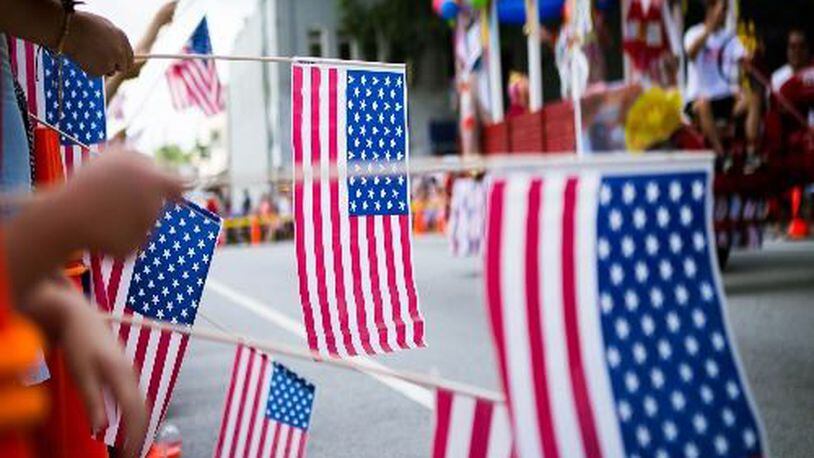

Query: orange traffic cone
[31,127,109,458]
[250,215,262,245]
[787,186,809,239]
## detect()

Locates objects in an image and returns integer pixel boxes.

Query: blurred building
[227,0,453,209]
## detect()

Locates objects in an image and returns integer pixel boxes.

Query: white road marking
[206,280,434,409]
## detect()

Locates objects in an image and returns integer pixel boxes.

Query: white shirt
[771,64,794,92]
[684,24,746,102]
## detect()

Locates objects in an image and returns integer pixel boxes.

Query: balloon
[433,0,443,13]
[440,0,460,19]
[496,0,565,24]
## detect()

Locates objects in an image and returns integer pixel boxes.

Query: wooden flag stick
[104,311,505,403]
[134,53,405,70]
[28,113,95,153]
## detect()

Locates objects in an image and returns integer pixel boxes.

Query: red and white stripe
[484,174,624,458]
[291,62,424,358]
[165,50,224,116]
[7,37,45,118]
[432,389,513,458]
[96,259,191,456]
[214,345,308,458]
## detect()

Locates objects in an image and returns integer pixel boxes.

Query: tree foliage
[337,0,450,73]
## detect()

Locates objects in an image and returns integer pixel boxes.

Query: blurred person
[506,71,530,117]
[772,28,811,92]
[684,0,758,163]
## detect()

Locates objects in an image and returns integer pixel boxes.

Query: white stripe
[287,428,304,458]
[575,173,626,456]
[336,68,364,355]
[219,346,249,455]
[260,422,276,458]
[105,312,145,443]
[235,352,263,455]
[206,280,433,408]
[445,394,477,457]
[541,176,585,458]
[500,176,543,458]
[486,403,514,458]
[318,64,345,357]
[141,333,182,457]
[374,216,399,351]
[300,67,328,355]
[390,214,414,347]
[274,425,290,458]
[247,362,274,457]
[356,216,385,355]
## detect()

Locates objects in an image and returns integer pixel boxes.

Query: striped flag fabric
[97,200,221,452]
[214,345,316,458]
[291,59,425,357]
[484,157,766,457]
[432,389,513,458]
[6,37,103,174]
[165,18,224,116]
[448,177,487,257]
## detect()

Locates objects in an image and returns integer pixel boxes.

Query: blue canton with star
[125,200,221,326]
[43,51,106,145]
[189,18,213,54]
[346,70,408,216]
[265,362,315,430]
[596,173,762,457]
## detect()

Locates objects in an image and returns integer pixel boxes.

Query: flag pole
[104,311,506,403]
[134,53,406,70]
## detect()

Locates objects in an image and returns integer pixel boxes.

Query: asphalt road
[165,236,814,457]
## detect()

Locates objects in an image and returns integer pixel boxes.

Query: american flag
[97,200,221,452]
[214,345,315,458]
[291,60,425,357]
[165,18,224,116]
[6,37,103,173]
[484,161,766,457]
[432,389,513,458]
[448,178,487,257]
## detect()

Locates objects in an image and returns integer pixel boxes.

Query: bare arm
[686,27,711,61]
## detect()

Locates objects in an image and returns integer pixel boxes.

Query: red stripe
[229,348,258,458]
[116,326,153,446]
[398,214,423,346]
[269,424,282,456]
[348,218,374,354]
[365,217,392,353]
[8,37,17,76]
[292,66,319,352]
[431,390,453,458]
[327,68,354,356]
[309,66,339,356]
[469,398,495,458]
[256,421,271,458]
[296,431,308,458]
[89,253,109,310]
[156,336,189,447]
[64,146,74,175]
[243,355,269,458]
[524,179,560,458]
[144,331,172,446]
[282,427,294,457]
[484,182,514,423]
[562,178,602,458]
[107,259,126,307]
[382,216,407,348]
[24,42,37,113]
[216,346,245,455]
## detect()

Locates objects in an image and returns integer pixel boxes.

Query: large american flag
[214,345,316,458]
[165,18,224,116]
[97,200,221,453]
[432,389,513,458]
[291,60,425,357]
[484,159,766,457]
[6,37,103,173]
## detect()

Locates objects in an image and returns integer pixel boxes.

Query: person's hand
[152,1,178,29]
[706,0,727,30]
[63,12,134,77]
[57,149,185,258]
[22,280,148,458]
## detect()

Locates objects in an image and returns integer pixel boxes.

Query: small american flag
[484,160,766,457]
[165,18,224,116]
[448,178,487,257]
[214,345,316,458]
[98,200,221,452]
[432,389,513,458]
[7,37,103,173]
[291,60,425,357]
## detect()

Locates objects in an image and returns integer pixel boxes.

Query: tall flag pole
[291,59,426,358]
[483,155,766,457]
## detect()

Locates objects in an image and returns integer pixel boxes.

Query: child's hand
[23,279,148,457]
[58,149,185,258]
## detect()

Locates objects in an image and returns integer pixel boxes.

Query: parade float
[439,0,814,267]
